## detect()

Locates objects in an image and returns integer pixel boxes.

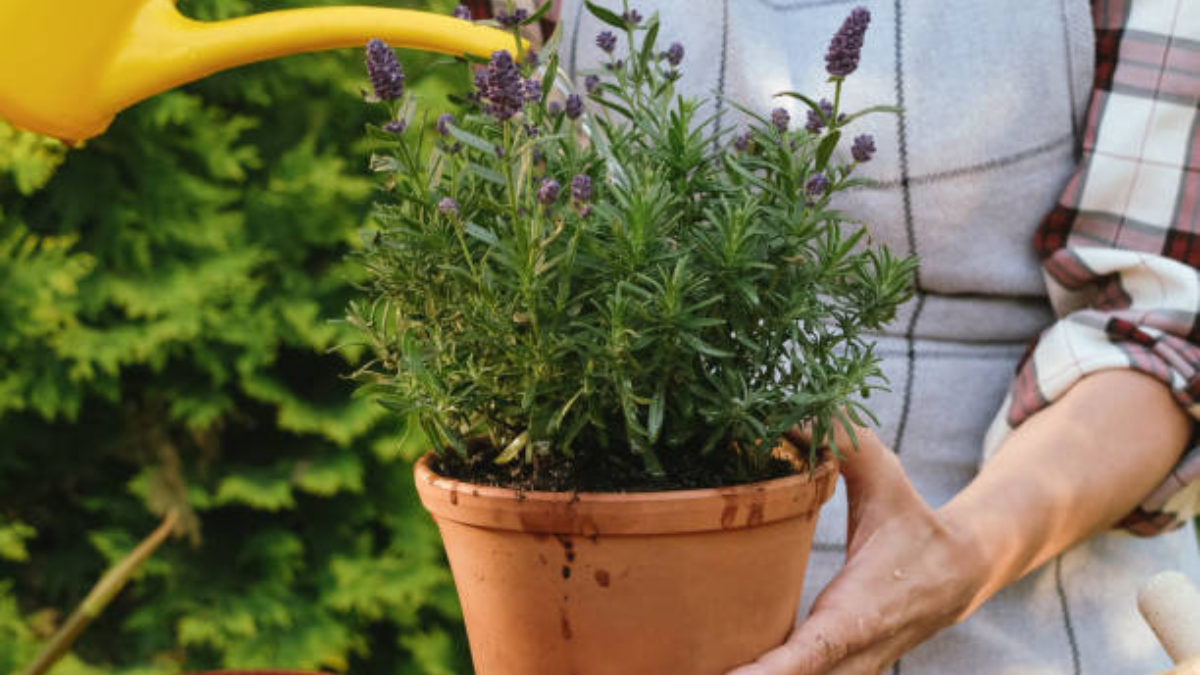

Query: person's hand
[726,426,992,675]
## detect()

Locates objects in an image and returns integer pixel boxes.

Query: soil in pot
[433,436,800,492]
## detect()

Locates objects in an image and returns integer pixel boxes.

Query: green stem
[831,78,844,130]
[19,511,179,675]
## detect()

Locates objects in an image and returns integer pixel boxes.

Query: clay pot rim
[414,451,839,535]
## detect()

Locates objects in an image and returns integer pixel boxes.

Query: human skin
[726,369,1193,675]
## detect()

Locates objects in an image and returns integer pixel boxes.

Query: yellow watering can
[0,0,524,143]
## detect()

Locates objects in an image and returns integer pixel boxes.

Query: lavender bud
[579,204,593,217]
[596,31,617,53]
[532,147,545,163]
[771,107,790,133]
[437,112,455,136]
[806,173,829,197]
[621,9,643,26]
[805,99,833,133]
[497,8,528,27]
[537,178,561,205]
[733,131,752,152]
[365,39,405,101]
[548,101,564,115]
[526,51,540,67]
[565,94,584,119]
[570,174,592,203]
[825,6,871,78]
[851,134,876,162]
[451,4,471,20]
[584,74,601,93]
[478,50,526,121]
[664,42,685,67]
[438,197,459,214]
[524,78,543,103]
[383,119,408,134]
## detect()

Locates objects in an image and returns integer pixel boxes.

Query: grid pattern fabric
[986,0,1200,535]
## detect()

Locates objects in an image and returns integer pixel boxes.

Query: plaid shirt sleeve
[982,0,1200,536]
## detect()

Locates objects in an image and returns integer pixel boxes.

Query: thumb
[784,422,900,493]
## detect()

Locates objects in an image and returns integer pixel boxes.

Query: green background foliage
[0,0,472,672]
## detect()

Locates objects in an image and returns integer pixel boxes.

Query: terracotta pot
[414,452,840,675]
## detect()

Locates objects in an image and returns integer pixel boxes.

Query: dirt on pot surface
[430,437,804,492]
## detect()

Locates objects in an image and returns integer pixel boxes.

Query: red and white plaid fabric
[985,0,1200,535]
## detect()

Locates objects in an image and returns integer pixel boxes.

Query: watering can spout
[0,0,523,142]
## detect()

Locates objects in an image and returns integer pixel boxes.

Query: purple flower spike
[805,99,834,133]
[366,39,405,101]
[584,75,601,93]
[451,4,471,20]
[851,134,876,162]
[825,6,871,77]
[525,78,543,103]
[771,107,790,133]
[538,178,561,205]
[437,113,455,137]
[806,173,829,198]
[664,42,685,67]
[548,101,564,115]
[383,119,407,134]
[597,31,617,53]
[621,9,643,26]
[565,94,584,119]
[478,50,526,121]
[571,174,592,203]
[438,197,459,214]
[733,131,752,152]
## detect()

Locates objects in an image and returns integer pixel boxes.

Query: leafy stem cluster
[349,1,916,486]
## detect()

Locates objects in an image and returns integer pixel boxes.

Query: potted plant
[348,3,914,673]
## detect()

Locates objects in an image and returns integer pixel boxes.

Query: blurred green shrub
[0,1,472,672]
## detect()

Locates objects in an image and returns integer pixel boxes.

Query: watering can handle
[0,1,526,142]
[1140,571,1200,673]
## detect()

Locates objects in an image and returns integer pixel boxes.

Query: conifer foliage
[0,1,470,672]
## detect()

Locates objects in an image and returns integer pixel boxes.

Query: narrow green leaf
[466,162,506,186]
[521,0,554,26]
[463,222,499,246]
[682,334,735,358]
[541,53,559,101]
[647,382,665,443]
[494,431,529,464]
[640,20,661,68]
[448,125,498,156]
[842,104,904,124]
[585,1,629,29]
[815,130,841,171]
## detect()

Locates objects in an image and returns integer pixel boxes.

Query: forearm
[944,369,1192,615]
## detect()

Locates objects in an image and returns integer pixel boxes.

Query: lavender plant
[348,2,915,488]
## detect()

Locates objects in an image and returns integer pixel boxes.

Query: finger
[725,608,882,675]
[784,423,891,481]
